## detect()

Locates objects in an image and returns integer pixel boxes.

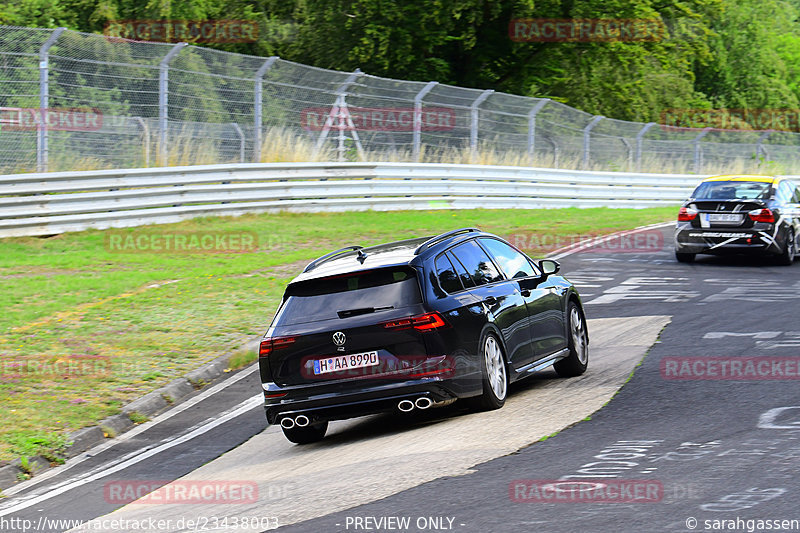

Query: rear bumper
[263,373,480,425]
[674,224,782,255]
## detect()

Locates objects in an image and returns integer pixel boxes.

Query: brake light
[258,336,296,358]
[748,208,775,223]
[677,206,698,221]
[383,312,448,331]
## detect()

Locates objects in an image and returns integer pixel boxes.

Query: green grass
[0,207,676,461]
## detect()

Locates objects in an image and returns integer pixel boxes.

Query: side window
[478,238,537,279]
[448,251,476,289]
[789,182,800,203]
[435,254,463,293]
[450,240,504,286]
[777,181,792,204]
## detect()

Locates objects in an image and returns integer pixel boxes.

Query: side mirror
[538,259,560,276]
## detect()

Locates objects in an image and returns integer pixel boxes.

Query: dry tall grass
[35,126,800,176]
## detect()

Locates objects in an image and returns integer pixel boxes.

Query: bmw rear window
[277,267,422,326]
[692,181,772,200]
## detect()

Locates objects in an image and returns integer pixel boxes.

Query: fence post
[253,56,278,162]
[635,122,657,172]
[413,81,438,162]
[527,98,550,156]
[158,42,187,166]
[693,127,711,174]
[470,90,494,157]
[756,130,773,161]
[37,27,66,172]
[582,115,604,169]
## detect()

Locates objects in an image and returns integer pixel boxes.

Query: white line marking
[548,221,674,260]
[0,363,258,498]
[0,394,263,516]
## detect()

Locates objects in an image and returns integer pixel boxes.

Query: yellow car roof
[701,175,778,183]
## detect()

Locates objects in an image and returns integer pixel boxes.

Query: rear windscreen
[691,181,772,200]
[277,267,422,326]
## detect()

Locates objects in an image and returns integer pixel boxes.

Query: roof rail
[303,245,363,273]
[414,227,480,255]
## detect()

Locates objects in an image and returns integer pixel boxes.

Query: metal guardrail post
[413,81,438,162]
[635,122,657,172]
[527,99,550,156]
[693,127,712,174]
[37,27,66,173]
[158,42,187,166]
[582,115,604,169]
[756,130,773,161]
[253,56,278,162]
[470,90,494,156]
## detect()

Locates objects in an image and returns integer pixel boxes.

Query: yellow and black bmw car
[674,175,800,264]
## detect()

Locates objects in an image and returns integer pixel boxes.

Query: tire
[776,228,796,266]
[470,333,508,411]
[553,302,589,378]
[281,421,328,444]
[675,252,695,263]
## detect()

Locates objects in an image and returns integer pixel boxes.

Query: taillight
[748,208,775,223]
[258,336,296,358]
[383,312,448,331]
[677,206,698,221]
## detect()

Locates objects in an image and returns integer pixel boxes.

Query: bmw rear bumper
[674,224,783,255]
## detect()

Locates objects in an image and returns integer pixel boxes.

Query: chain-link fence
[2,25,799,175]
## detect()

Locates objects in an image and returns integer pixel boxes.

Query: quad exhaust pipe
[280,414,310,429]
[397,396,436,412]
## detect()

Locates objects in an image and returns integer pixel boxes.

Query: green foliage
[2,0,800,132]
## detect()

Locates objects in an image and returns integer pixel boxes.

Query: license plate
[313,351,379,375]
[707,213,742,222]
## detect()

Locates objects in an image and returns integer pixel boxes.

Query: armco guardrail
[0,162,709,238]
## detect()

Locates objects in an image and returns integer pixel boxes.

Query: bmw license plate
[707,213,742,222]
[313,351,379,375]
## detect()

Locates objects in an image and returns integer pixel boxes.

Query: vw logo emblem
[332,331,346,346]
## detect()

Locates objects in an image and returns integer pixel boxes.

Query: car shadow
[297,370,565,448]
[686,254,791,268]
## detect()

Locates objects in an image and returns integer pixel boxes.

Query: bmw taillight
[258,336,296,358]
[383,312,448,331]
[748,208,775,223]
[677,206,698,221]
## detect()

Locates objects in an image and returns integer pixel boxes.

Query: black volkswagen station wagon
[674,175,800,264]
[259,228,588,444]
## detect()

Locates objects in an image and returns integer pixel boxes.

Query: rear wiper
[337,306,394,318]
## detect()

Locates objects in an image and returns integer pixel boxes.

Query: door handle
[520,289,531,297]
[483,296,497,306]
